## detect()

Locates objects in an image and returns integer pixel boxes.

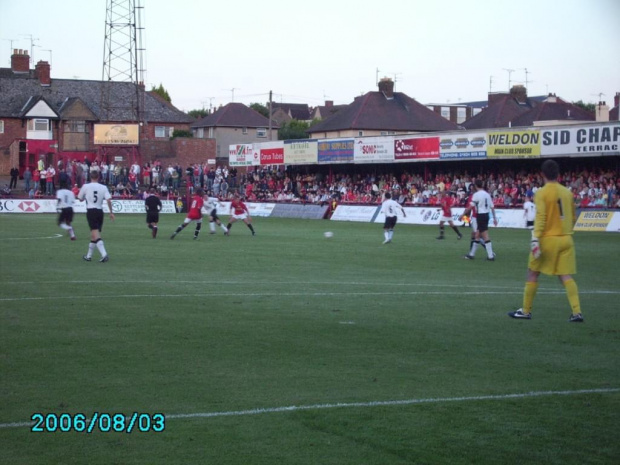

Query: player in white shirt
[202,192,229,235]
[381,192,406,244]
[461,179,497,260]
[56,180,76,240]
[77,169,115,262]
[523,196,536,229]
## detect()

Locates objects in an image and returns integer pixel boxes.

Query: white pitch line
[0,234,62,240]
[1,388,617,429]
[0,289,617,302]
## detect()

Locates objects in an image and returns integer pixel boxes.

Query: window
[473,108,482,116]
[441,107,451,120]
[457,107,467,124]
[195,128,204,138]
[256,128,267,138]
[358,130,364,137]
[242,127,248,135]
[155,126,174,138]
[27,119,49,131]
[64,121,86,132]
[0,120,4,133]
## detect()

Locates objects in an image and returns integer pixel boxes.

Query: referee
[145,188,163,238]
[78,169,114,262]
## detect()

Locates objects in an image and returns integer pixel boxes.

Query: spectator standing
[23,166,32,193]
[10,166,19,189]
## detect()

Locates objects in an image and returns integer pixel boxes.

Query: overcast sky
[1,0,619,112]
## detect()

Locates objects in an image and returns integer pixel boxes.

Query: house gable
[24,98,58,119]
[59,98,98,121]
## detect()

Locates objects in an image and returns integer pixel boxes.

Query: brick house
[0,49,213,176]
[307,78,459,139]
[191,102,278,162]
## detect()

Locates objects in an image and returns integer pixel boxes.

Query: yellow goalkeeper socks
[523,282,538,314]
[563,279,581,315]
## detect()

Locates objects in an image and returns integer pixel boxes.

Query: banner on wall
[394,137,440,161]
[487,130,541,158]
[574,211,614,231]
[318,139,354,164]
[353,137,394,163]
[229,144,254,166]
[439,132,487,159]
[254,142,284,165]
[284,139,318,165]
[94,124,139,145]
[541,123,620,157]
[0,199,176,214]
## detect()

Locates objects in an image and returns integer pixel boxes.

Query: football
[324,231,334,238]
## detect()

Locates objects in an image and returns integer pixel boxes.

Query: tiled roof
[308,91,459,133]
[313,104,347,120]
[0,68,192,123]
[510,99,595,127]
[460,95,547,109]
[461,95,536,129]
[272,103,310,120]
[191,102,278,129]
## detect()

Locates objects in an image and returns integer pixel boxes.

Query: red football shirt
[187,195,204,220]
[231,199,248,215]
[440,196,453,216]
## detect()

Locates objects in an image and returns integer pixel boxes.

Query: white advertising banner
[211,201,274,218]
[229,144,255,166]
[353,137,395,164]
[372,207,529,229]
[540,123,620,157]
[439,132,487,160]
[0,199,176,214]
[330,205,379,222]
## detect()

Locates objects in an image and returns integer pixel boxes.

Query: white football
[324,231,334,238]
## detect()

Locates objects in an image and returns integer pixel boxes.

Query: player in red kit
[436,192,462,240]
[226,193,255,236]
[170,188,205,240]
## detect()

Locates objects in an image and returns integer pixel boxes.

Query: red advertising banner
[260,147,284,165]
[394,137,440,160]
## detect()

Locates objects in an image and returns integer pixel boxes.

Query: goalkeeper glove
[531,238,541,259]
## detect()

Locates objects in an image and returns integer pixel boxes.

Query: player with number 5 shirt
[78,169,114,262]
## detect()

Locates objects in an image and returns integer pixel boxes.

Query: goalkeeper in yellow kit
[509,160,583,322]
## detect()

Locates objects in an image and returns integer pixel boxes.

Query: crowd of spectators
[5,156,620,210]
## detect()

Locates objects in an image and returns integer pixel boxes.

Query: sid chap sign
[541,123,620,156]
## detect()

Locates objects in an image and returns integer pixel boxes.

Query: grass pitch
[1,213,619,464]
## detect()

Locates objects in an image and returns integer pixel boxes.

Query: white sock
[87,242,96,258]
[96,240,108,257]
[69,227,75,238]
[60,223,70,231]
[384,231,389,241]
[470,241,479,256]
[485,241,494,258]
[220,224,228,232]
[388,230,394,240]
[209,222,215,232]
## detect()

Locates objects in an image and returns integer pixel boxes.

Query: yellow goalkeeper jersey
[534,181,576,238]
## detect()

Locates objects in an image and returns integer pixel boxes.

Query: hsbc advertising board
[394,137,440,161]
[0,199,176,214]
[353,137,394,163]
[439,132,487,159]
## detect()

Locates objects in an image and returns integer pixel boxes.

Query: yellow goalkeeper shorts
[528,235,576,276]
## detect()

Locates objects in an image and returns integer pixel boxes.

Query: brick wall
[170,137,216,167]
[0,119,25,175]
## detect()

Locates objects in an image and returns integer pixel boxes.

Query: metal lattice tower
[101,0,145,122]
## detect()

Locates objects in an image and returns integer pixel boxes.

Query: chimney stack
[378,77,394,99]
[596,101,609,122]
[325,100,334,108]
[34,60,51,86]
[615,92,619,108]
[510,85,528,104]
[488,91,508,107]
[11,49,30,73]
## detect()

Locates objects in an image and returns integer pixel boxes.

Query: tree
[171,129,193,139]
[151,83,171,103]
[187,108,210,119]
[250,102,269,118]
[572,100,596,113]
[278,119,311,140]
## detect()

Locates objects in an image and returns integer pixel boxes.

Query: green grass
[1,213,619,464]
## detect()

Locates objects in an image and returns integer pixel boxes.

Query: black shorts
[87,209,104,232]
[58,207,74,225]
[477,213,490,232]
[384,216,397,229]
[526,220,534,228]
[146,212,159,224]
[209,208,219,221]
